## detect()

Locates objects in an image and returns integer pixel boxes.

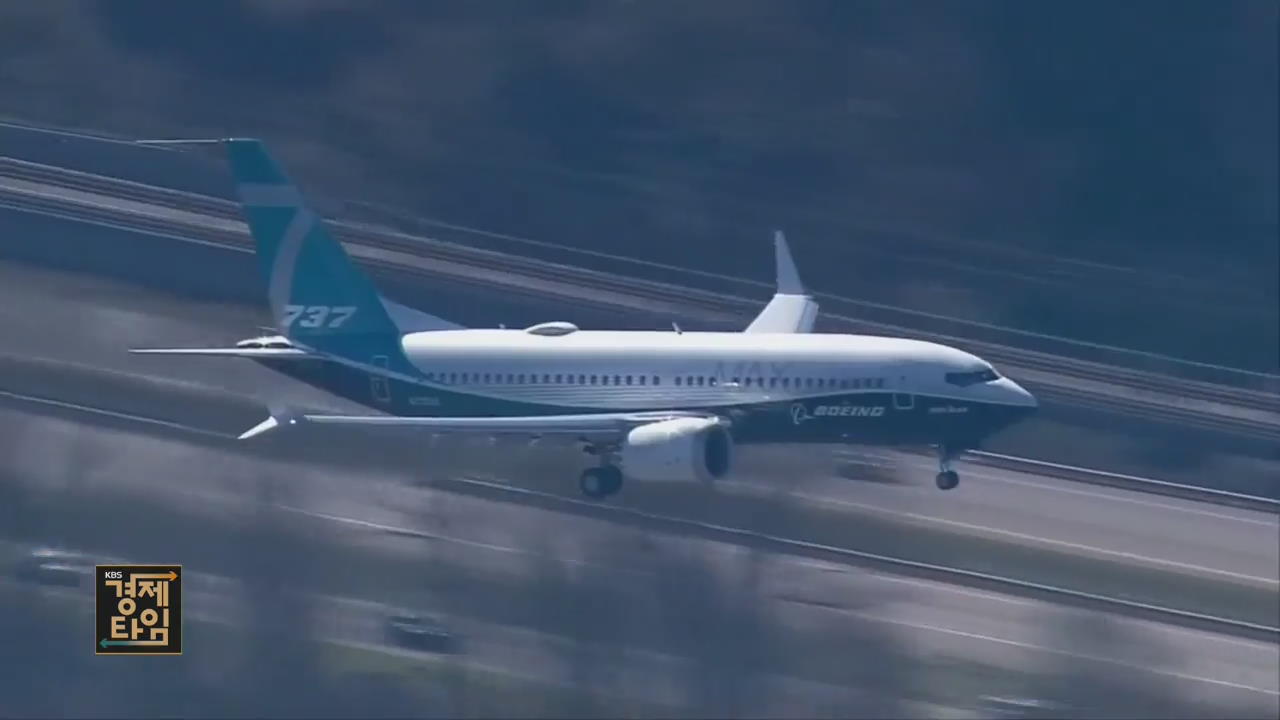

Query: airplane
[131,138,1038,499]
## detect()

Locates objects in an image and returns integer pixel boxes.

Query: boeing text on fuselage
[790,403,886,424]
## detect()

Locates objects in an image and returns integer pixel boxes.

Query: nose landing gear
[935,470,959,490]
[935,445,962,490]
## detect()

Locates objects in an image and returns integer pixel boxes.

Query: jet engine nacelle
[620,417,733,484]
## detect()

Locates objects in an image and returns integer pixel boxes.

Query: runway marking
[5,372,1272,608]
[0,349,242,394]
[877,573,1280,651]
[873,573,1036,607]
[0,388,233,440]
[970,465,1280,527]
[281,494,1280,659]
[288,476,1280,650]
[883,452,1280,527]
[0,121,170,147]
[277,504,649,579]
[790,601,1280,697]
[6,381,1271,678]
[0,198,253,254]
[285,503,1280,692]
[802,490,1280,586]
[278,505,537,556]
[900,618,1280,696]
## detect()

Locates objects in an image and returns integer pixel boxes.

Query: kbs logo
[96,565,182,655]
[790,403,885,424]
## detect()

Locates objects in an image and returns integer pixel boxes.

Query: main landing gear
[935,445,961,491]
[579,465,623,499]
[579,443,623,499]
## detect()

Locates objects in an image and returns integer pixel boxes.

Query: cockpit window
[944,368,1000,387]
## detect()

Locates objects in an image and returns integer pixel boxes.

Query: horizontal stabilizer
[239,403,305,439]
[129,347,313,358]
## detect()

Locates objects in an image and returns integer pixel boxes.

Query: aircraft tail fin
[744,230,819,334]
[222,138,456,365]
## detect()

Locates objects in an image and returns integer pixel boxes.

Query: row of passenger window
[423,371,886,390]
[425,372,659,386]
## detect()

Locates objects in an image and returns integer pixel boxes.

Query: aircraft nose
[996,377,1037,411]
[1009,379,1038,410]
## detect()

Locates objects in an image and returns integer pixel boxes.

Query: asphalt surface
[0,253,1274,592]
[0,259,1275,716]
[0,205,1277,715]
[775,459,1279,586]
[13,574,891,716]
[2,402,1276,716]
[3,191,1278,495]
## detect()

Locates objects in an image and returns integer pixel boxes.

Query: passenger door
[370,355,392,405]
[892,374,914,412]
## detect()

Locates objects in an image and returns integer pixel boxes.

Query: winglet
[773,230,804,295]
[238,403,303,440]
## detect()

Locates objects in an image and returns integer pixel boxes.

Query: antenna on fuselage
[672,322,683,335]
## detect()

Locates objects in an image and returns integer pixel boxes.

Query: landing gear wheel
[935,470,959,491]
[599,465,623,495]
[579,466,623,499]
[579,468,606,498]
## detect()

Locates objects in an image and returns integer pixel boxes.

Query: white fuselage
[395,329,1036,411]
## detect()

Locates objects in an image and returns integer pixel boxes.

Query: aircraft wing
[743,231,819,334]
[238,406,720,440]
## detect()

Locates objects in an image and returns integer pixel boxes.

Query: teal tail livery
[226,138,460,370]
[132,138,458,376]
[130,136,1036,501]
[227,138,402,344]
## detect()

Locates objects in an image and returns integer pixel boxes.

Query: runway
[0,254,1273,597]
[779,458,1279,585]
[9,574,907,716]
[0,260,1274,707]
[4,403,1276,716]
[0,202,1277,716]
[3,181,1278,498]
